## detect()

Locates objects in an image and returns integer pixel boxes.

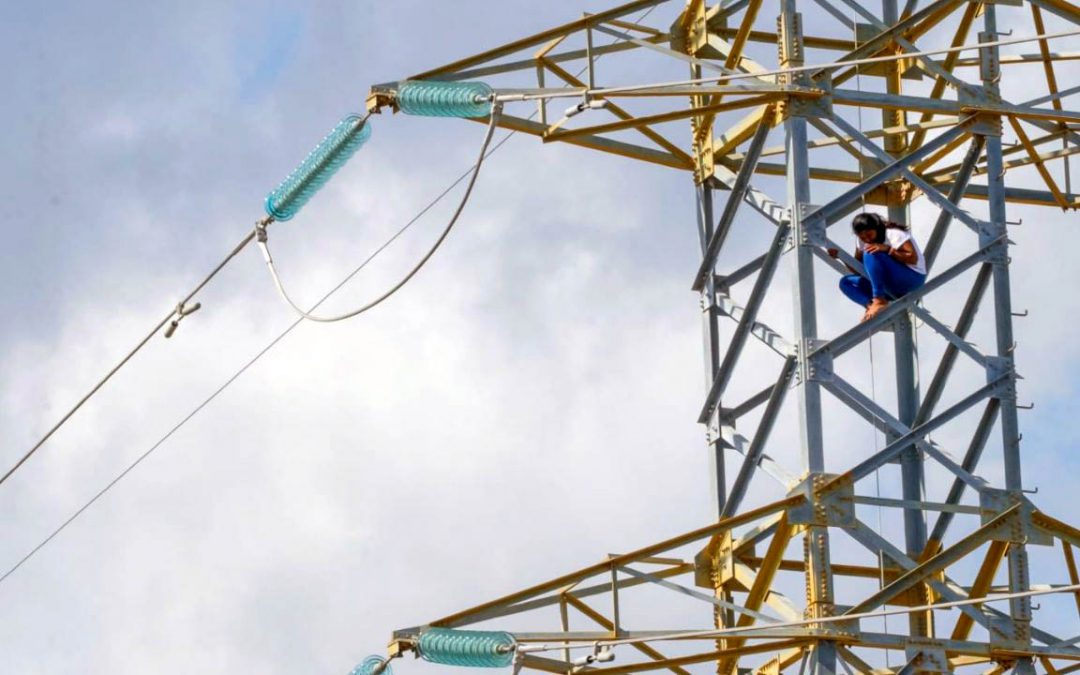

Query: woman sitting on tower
[829,212,927,322]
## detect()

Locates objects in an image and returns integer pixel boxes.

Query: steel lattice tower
[367,1,1080,672]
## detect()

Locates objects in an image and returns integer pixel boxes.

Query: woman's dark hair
[851,212,908,243]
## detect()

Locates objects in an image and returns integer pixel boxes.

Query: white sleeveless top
[859,228,926,275]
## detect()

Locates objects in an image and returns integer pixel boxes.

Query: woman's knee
[839,274,861,290]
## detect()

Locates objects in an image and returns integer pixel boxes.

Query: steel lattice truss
[369,1,1080,673]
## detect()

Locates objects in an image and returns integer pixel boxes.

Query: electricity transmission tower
[368,1,1080,672]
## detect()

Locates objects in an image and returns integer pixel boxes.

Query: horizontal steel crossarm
[852,632,1080,661]
[548,93,786,142]
[811,239,997,360]
[828,115,988,235]
[832,88,1080,126]
[801,121,970,230]
[603,84,824,98]
[699,223,791,423]
[616,565,782,623]
[424,562,693,628]
[961,184,1080,209]
[539,59,693,165]
[926,400,1000,554]
[823,373,1004,486]
[473,112,692,170]
[844,505,1020,616]
[435,36,670,82]
[408,0,672,80]
[424,497,802,628]
[916,263,993,425]
[715,425,795,488]
[693,111,774,292]
[563,595,693,675]
[721,356,798,517]
[556,638,811,675]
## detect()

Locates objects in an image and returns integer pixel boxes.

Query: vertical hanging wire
[853,10,891,669]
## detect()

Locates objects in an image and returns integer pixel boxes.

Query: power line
[0,119,523,587]
[0,229,257,489]
[0,4,657,585]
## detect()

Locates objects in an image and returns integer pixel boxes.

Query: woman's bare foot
[861,297,889,322]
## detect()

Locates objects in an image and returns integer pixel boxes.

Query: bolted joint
[984,356,1017,401]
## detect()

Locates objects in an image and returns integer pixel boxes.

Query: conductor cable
[256,103,503,322]
[0,229,258,489]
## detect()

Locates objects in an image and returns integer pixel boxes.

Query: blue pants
[839,252,926,307]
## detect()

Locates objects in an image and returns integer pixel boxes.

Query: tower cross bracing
[369,1,1080,673]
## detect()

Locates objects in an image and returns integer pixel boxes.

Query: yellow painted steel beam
[729,562,803,621]
[738,556,904,583]
[1036,0,1080,24]
[1032,5,1064,113]
[1062,541,1080,619]
[926,131,1079,184]
[547,93,784,142]
[564,594,693,675]
[589,638,810,675]
[466,112,693,171]
[604,17,664,36]
[712,107,775,161]
[539,58,694,165]
[914,130,971,174]
[1009,116,1070,208]
[429,496,801,628]
[910,1,979,151]
[689,0,763,142]
[951,540,1008,641]
[827,0,968,89]
[717,515,794,675]
[410,0,667,80]
[756,647,807,675]
[708,28,853,52]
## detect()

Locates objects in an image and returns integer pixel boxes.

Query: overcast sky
[1,2,1078,674]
